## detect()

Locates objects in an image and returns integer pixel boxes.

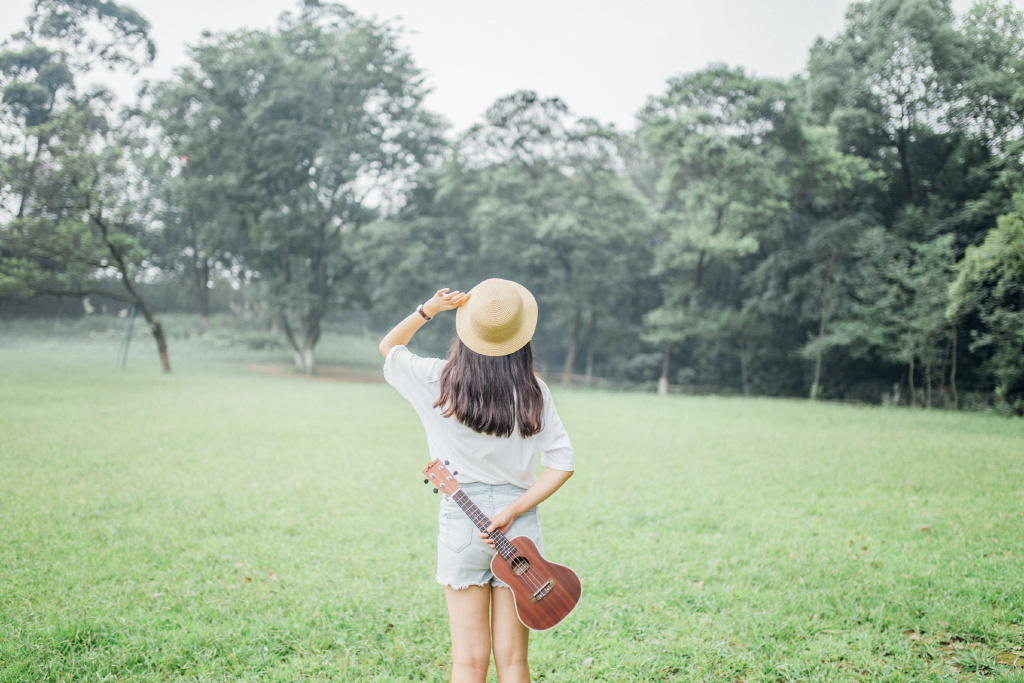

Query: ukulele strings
[434,467,549,594]
[489,528,547,593]
[452,486,548,594]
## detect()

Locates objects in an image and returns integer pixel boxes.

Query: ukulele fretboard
[451,489,518,561]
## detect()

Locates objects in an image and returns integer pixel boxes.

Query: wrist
[421,301,442,318]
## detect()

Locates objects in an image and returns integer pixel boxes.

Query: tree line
[2,0,1023,411]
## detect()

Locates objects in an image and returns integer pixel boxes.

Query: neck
[451,489,517,561]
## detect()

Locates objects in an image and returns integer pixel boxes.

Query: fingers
[478,529,497,550]
[431,289,471,311]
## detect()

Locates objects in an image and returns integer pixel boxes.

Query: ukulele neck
[451,489,517,561]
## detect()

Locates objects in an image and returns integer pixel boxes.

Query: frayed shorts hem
[436,576,507,591]
[435,483,543,592]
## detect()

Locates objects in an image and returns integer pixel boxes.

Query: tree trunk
[91,211,170,372]
[150,321,171,373]
[896,127,914,204]
[53,295,63,332]
[925,360,933,409]
[132,296,171,373]
[811,313,827,400]
[302,315,322,375]
[658,345,671,396]
[740,344,750,397]
[811,286,832,400]
[195,257,211,332]
[908,354,916,408]
[279,314,305,372]
[561,309,581,388]
[950,319,959,410]
[584,310,596,386]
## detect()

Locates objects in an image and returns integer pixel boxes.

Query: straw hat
[455,278,538,357]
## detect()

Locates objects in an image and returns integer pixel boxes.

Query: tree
[426,91,652,386]
[152,3,444,372]
[948,0,1024,150]
[0,0,172,370]
[947,193,1024,408]
[807,0,958,208]
[830,230,955,407]
[142,103,240,329]
[638,66,800,394]
[746,126,882,399]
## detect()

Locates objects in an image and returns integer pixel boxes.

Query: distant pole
[114,305,138,370]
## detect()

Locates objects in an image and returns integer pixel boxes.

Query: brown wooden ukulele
[423,459,582,631]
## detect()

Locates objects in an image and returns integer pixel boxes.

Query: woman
[379,279,575,683]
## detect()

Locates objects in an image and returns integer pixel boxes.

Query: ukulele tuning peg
[444,460,450,466]
[432,488,439,494]
[423,478,429,485]
[452,471,458,476]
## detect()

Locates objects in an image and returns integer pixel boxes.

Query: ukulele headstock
[423,459,460,496]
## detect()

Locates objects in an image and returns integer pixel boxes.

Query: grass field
[1,325,1023,682]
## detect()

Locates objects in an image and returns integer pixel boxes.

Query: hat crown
[455,278,538,356]
[469,282,524,343]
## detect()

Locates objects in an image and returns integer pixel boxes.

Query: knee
[492,643,528,672]
[452,651,490,680]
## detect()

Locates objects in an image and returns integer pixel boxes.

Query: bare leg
[445,585,492,683]
[491,585,530,683]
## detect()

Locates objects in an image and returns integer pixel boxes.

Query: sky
[2,0,1021,133]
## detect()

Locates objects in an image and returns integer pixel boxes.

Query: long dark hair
[434,337,544,438]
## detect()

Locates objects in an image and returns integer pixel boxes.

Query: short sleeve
[536,385,575,472]
[382,345,444,405]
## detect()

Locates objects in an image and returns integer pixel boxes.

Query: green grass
[0,328,1022,682]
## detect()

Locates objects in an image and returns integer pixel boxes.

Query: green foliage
[0,0,173,369]
[806,0,957,204]
[5,0,1024,405]
[366,91,654,383]
[949,0,1024,148]
[828,230,956,407]
[147,3,445,373]
[637,66,806,389]
[948,193,1024,404]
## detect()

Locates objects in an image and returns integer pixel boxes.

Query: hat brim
[455,280,538,357]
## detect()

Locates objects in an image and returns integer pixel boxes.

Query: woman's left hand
[479,508,517,549]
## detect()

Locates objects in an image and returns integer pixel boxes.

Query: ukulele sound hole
[510,556,531,576]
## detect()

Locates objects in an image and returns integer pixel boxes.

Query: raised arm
[378,288,471,358]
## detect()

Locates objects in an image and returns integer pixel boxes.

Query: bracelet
[416,304,432,321]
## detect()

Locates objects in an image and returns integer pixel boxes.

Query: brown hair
[434,337,544,438]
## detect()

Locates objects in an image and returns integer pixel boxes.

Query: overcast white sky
[1,0,1020,133]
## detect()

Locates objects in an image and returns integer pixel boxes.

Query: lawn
[0,327,1022,682]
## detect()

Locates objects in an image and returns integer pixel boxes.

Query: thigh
[437,495,497,589]
[444,585,492,666]
[490,585,529,665]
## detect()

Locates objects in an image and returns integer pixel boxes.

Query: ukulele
[423,459,582,631]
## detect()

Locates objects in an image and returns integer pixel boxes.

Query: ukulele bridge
[530,579,555,603]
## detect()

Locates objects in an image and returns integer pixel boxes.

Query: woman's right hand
[379,287,472,357]
[422,288,471,318]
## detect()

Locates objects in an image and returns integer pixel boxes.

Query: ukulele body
[489,535,582,631]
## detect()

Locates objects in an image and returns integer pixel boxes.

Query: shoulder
[535,374,554,400]
[383,345,445,388]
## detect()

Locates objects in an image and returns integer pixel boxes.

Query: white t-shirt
[383,345,575,489]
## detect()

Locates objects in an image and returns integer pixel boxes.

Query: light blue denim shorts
[436,482,544,590]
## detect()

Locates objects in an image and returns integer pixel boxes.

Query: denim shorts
[436,482,544,590]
